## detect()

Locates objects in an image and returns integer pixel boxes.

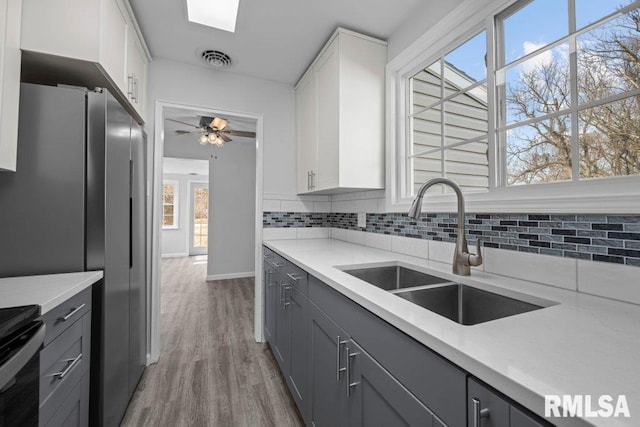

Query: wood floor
[121,256,303,427]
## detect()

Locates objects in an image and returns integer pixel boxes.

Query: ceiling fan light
[211,117,228,130]
[208,133,217,143]
[199,134,209,145]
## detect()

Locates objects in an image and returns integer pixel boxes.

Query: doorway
[149,101,264,364]
[189,182,209,256]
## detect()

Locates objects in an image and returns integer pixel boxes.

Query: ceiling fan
[167,116,256,147]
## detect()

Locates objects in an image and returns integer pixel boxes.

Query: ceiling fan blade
[210,117,229,131]
[166,118,201,129]
[219,133,232,143]
[175,130,201,135]
[224,130,256,138]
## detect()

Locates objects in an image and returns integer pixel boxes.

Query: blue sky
[440,0,636,82]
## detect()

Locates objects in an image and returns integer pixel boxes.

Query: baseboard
[206,271,255,281]
[161,253,189,258]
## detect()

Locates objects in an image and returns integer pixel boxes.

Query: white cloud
[520,41,554,72]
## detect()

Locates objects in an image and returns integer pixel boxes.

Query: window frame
[162,180,179,230]
[386,0,640,214]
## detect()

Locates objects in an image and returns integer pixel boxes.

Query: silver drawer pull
[263,253,272,259]
[53,354,82,380]
[472,398,490,427]
[286,273,304,281]
[273,262,284,268]
[336,336,347,380]
[58,304,86,322]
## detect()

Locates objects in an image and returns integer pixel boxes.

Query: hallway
[121,257,303,426]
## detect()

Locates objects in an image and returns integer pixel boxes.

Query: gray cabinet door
[511,407,546,427]
[347,339,435,427]
[263,262,276,344]
[468,378,511,427]
[308,304,349,427]
[287,284,308,420]
[273,275,290,374]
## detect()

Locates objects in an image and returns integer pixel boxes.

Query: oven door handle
[0,322,45,391]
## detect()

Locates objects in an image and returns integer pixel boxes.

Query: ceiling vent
[201,50,232,68]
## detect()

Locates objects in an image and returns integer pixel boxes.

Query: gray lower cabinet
[263,249,309,421]
[468,378,550,427]
[39,287,92,427]
[263,259,277,343]
[348,339,437,426]
[263,246,551,427]
[308,303,349,427]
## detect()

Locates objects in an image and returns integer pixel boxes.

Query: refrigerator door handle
[129,160,134,269]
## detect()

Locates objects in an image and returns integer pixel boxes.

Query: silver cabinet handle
[336,336,347,380]
[310,171,316,190]
[279,283,284,306]
[286,273,304,281]
[266,270,273,286]
[307,171,311,190]
[53,354,82,380]
[127,74,134,98]
[345,346,358,396]
[134,76,140,103]
[472,398,490,427]
[58,304,86,322]
[263,253,272,259]
[273,262,284,268]
[283,285,292,307]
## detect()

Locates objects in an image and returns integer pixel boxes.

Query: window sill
[388,176,640,214]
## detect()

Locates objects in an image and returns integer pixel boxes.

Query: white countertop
[0,271,103,314]
[265,238,640,427]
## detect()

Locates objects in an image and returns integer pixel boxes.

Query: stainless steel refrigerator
[0,83,147,427]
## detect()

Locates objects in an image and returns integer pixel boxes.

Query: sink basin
[343,265,449,291]
[395,284,544,325]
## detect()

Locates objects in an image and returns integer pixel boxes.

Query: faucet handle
[467,239,483,267]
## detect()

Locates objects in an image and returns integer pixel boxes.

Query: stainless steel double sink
[342,265,548,325]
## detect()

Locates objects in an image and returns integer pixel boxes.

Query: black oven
[0,306,44,427]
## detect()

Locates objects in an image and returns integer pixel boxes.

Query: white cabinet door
[100,0,128,93]
[296,71,317,193]
[0,0,22,171]
[126,24,147,119]
[314,39,340,191]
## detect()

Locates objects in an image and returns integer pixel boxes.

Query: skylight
[186,0,240,33]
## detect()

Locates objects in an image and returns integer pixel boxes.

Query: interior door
[189,182,209,256]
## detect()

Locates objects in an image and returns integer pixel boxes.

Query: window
[408,31,489,195]
[497,0,640,185]
[395,0,640,210]
[162,181,178,229]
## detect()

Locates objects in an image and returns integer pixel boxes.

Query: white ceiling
[163,157,209,176]
[130,0,424,84]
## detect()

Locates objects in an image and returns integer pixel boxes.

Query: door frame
[188,180,209,256]
[149,100,264,364]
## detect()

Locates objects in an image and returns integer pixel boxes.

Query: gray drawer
[42,372,89,427]
[282,261,308,295]
[39,287,91,346]
[309,275,467,427]
[40,315,86,417]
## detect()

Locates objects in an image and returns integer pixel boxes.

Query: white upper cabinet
[295,28,387,194]
[21,0,150,122]
[0,0,22,171]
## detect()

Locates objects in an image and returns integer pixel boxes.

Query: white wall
[385,1,464,61]
[161,173,208,257]
[208,141,256,278]
[148,58,296,195]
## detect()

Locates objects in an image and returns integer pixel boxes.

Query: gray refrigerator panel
[128,121,146,396]
[0,84,86,277]
[87,90,132,427]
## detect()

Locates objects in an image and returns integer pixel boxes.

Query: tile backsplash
[263,212,640,267]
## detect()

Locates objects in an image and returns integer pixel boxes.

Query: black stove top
[0,305,39,339]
